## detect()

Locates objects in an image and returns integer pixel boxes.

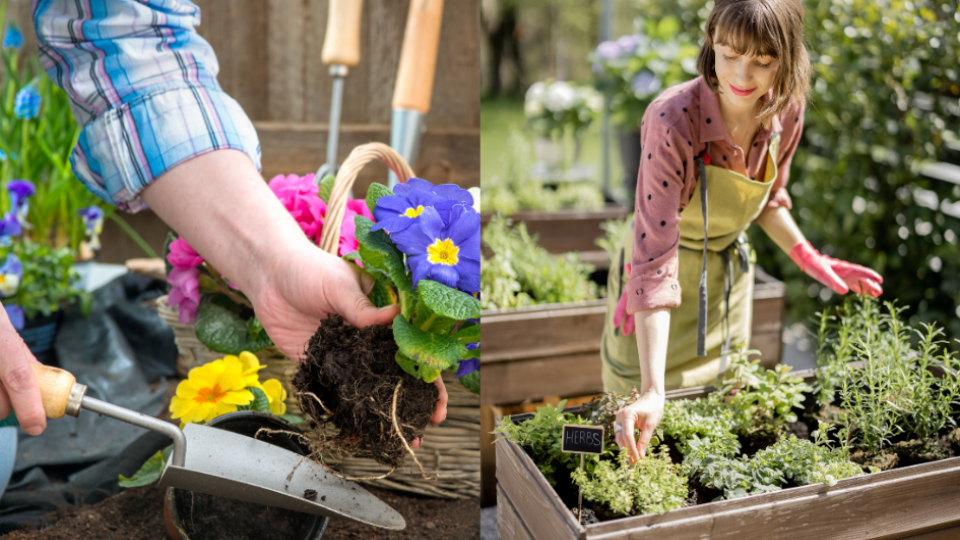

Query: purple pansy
[391,204,480,293]
[0,254,22,298]
[4,304,23,330]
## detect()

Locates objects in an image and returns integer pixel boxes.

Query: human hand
[789,241,883,298]
[248,244,448,446]
[614,390,664,463]
[0,305,46,435]
[612,263,635,335]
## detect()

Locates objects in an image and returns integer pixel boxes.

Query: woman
[604,0,883,463]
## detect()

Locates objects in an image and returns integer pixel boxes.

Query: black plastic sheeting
[0,273,177,533]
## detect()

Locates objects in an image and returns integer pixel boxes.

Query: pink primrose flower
[167,237,203,269]
[168,266,201,324]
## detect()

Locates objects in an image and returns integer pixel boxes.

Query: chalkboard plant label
[562,424,605,455]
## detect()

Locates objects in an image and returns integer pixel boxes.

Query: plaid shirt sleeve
[32,0,261,213]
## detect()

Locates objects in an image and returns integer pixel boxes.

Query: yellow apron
[601,134,781,391]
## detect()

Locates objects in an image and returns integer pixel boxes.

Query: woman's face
[712,43,779,113]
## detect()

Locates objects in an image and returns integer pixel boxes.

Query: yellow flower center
[403,205,425,218]
[193,384,226,404]
[427,238,459,266]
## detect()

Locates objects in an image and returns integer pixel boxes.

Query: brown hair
[696,0,810,129]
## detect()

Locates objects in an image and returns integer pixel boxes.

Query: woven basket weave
[158,143,479,499]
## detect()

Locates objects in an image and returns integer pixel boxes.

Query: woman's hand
[0,305,45,435]
[250,244,449,446]
[789,241,883,298]
[614,390,664,463]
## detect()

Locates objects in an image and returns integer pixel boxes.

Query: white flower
[543,81,576,112]
[524,98,544,117]
[0,274,19,297]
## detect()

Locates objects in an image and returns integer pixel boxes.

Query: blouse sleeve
[32,0,262,214]
[625,107,695,314]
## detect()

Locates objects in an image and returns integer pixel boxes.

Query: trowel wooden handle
[321,0,364,67]
[30,364,85,419]
[392,0,444,114]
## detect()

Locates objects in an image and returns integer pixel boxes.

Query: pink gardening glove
[789,241,883,298]
[613,263,636,335]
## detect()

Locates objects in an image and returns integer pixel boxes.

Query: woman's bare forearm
[139,150,312,300]
[755,206,807,254]
[634,307,670,396]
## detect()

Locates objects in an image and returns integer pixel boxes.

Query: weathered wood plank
[265,0,307,122]
[481,352,605,406]
[481,404,502,507]
[583,457,960,539]
[255,122,479,189]
[498,484,536,540]
[481,301,607,364]
[897,524,960,540]
[481,208,632,254]
[496,432,584,540]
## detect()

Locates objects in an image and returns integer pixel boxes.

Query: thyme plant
[571,448,688,517]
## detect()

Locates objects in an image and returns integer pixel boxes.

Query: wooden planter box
[481,207,631,269]
[480,268,785,406]
[495,371,960,540]
[480,269,786,506]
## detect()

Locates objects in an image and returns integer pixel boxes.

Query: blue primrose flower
[4,304,23,331]
[372,178,474,234]
[392,204,480,293]
[456,357,479,378]
[3,26,22,49]
[14,86,41,120]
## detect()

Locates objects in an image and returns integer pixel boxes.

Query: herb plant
[571,448,688,517]
[480,216,600,309]
[0,239,89,319]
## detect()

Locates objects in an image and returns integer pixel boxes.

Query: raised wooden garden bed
[495,370,960,540]
[480,269,786,505]
[481,207,631,269]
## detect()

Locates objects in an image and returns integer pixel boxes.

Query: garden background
[481,0,960,346]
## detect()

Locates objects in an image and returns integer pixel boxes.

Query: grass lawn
[480,97,628,203]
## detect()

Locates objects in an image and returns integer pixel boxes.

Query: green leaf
[162,232,177,277]
[370,278,398,309]
[459,370,480,395]
[195,296,274,354]
[365,182,394,215]
[280,414,305,425]
[451,324,480,344]
[417,280,481,321]
[393,314,466,371]
[118,446,172,488]
[412,297,457,334]
[395,351,421,378]
[198,274,220,293]
[318,174,336,203]
[246,316,264,341]
[238,386,270,412]
[355,216,415,317]
[342,251,361,263]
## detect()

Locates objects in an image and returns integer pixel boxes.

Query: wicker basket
[157,142,479,499]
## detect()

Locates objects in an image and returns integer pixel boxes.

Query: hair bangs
[713,3,782,59]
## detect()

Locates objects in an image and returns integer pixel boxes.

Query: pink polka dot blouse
[625,76,805,314]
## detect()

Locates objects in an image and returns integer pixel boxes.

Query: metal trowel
[29,363,405,530]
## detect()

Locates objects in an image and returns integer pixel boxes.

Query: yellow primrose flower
[261,379,287,416]
[221,351,266,389]
[170,358,254,428]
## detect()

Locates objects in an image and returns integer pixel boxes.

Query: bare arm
[754,206,806,254]
[634,307,670,397]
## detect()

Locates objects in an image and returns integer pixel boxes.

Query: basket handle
[318,142,415,255]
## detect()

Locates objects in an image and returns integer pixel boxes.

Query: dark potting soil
[6,484,479,540]
[293,315,439,467]
[6,484,166,540]
[176,489,314,540]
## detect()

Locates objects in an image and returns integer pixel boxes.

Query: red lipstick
[729,83,757,97]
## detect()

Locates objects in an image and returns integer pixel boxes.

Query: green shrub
[480,216,600,309]
[0,240,89,318]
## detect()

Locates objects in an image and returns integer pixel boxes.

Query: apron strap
[718,249,734,373]
[696,142,711,357]
[614,247,625,337]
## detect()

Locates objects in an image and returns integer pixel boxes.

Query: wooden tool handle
[30,364,83,419]
[321,0,364,67]
[392,0,444,114]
